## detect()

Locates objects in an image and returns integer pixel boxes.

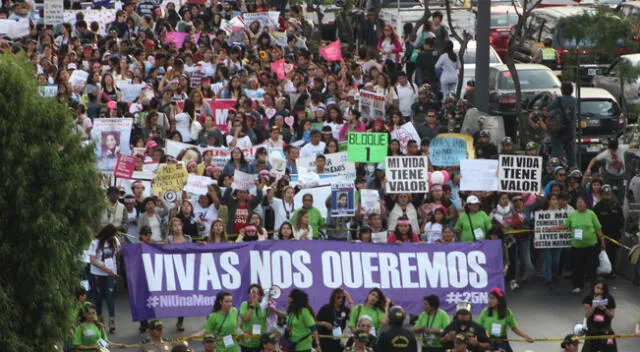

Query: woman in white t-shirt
[270,186,296,231]
[88,224,121,334]
[193,194,217,238]
[174,99,196,143]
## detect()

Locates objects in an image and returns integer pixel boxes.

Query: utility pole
[474,0,490,113]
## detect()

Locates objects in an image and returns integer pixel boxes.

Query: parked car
[592,53,640,120]
[518,87,624,160]
[489,5,520,60]
[488,63,562,137]
[511,6,627,84]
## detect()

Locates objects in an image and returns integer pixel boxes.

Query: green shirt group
[455,211,492,242]
[563,209,601,248]
[347,304,385,334]
[238,301,268,348]
[73,322,108,349]
[413,308,450,347]
[477,307,518,338]
[204,307,239,352]
[287,308,317,351]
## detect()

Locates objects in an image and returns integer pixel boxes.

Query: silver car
[592,53,640,120]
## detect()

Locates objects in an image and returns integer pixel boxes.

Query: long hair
[394,216,413,238]
[278,222,294,240]
[443,40,457,62]
[229,146,248,166]
[212,291,232,312]
[328,288,346,308]
[488,290,508,319]
[287,289,314,316]
[592,280,610,296]
[368,288,387,311]
[208,219,228,243]
[294,209,308,231]
[96,224,118,256]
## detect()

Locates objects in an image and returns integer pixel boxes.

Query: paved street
[104,275,640,351]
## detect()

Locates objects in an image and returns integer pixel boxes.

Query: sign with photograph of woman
[91,118,133,171]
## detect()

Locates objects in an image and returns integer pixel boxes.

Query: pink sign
[271,58,285,79]
[114,154,137,179]
[164,32,200,49]
[205,99,236,133]
[319,40,342,61]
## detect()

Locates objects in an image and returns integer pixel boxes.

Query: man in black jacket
[440,303,491,352]
[593,184,624,278]
[375,306,417,352]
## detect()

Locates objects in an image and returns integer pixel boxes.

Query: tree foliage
[0,53,105,351]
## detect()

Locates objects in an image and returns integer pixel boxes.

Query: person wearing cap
[375,306,417,352]
[300,129,326,158]
[345,329,373,352]
[138,320,173,352]
[100,187,127,230]
[561,334,580,351]
[258,332,278,352]
[452,333,472,352]
[413,295,450,351]
[553,195,606,294]
[477,287,533,351]
[593,184,624,279]
[440,302,491,352]
[454,195,491,242]
[524,141,539,157]
[586,139,625,202]
[202,334,217,352]
[500,137,515,155]
[474,130,498,160]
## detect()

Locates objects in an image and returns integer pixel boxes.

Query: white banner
[116,82,146,103]
[460,159,498,191]
[38,86,58,97]
[232,170,256,191]
[497,155,543,194]
[0,19,29,39]
[297,152,356,179]
[360,189,380,216]
[243,12,280,29]
[390,122,421,154]
[293,186,331,219]
[44,0,64,25]
[63,9,116,34]
[359,90,385,120]
[385,156,429,194]
[183,174,214,195]
[534,210,573,248]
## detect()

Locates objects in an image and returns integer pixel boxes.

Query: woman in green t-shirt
[347,288,390,335]
[191,291,239,352]
[270,289,321,352]
[454,195,491,242]
[238,284,268,352]
[73,303,125,351]
[412,294,450,352]
[555,196,606,294]
[477,288,533,352]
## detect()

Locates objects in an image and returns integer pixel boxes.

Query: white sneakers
[572,287,582,294]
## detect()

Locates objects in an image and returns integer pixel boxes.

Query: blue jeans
[93,275,115,317]
[514,237,534,280]
[441,81,457,101]
[543,248,562,283]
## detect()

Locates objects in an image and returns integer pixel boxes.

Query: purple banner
[123,240,504,321]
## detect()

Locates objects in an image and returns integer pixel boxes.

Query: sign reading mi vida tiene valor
[497,155,543,193]
[385,156,429,193]
[123,240,504,320]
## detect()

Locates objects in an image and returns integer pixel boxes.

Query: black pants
[582,330,617,352]
[571,246,597,289]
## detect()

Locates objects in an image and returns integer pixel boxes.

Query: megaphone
[268,285,282,300]
[573,323,587,336]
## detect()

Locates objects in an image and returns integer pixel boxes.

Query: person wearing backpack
[548,82,577,168]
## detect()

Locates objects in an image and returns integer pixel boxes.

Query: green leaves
[0,53,105,351]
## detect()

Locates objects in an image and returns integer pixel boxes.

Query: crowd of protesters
[3,0,640,351]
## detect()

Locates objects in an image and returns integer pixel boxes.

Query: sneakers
[509,280,520,290]
[572,287,582,294]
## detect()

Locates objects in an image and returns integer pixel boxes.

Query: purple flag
[123,240,504,321]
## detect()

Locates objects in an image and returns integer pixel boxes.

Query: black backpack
[548,97,573,135]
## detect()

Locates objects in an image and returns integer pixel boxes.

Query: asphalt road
[105,275,640,351]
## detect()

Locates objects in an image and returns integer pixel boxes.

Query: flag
[271,58,285,79]
[319,40,342,61]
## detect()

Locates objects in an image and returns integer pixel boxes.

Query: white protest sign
[243,11,280,29]
[359,90,385,120]
[293,186,331,219]
[232,170,256,191]
[385,156,429,194]
[116,82,146,103]
[534,210,573,248]
[297,152,356,179]
[183,174,214,195]
[63,9,116,34]
[0,19,29,39]
[460,159,498,191]
[360,189,380,216]
[44,0,64,25]
[390,122,421,154]
[38,86,58,97]
[497,155,543,193]
[69,70,89,89]
[372,232,388,243]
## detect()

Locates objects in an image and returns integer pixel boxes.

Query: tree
[445,0,472,99]
[0,53,105,351]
